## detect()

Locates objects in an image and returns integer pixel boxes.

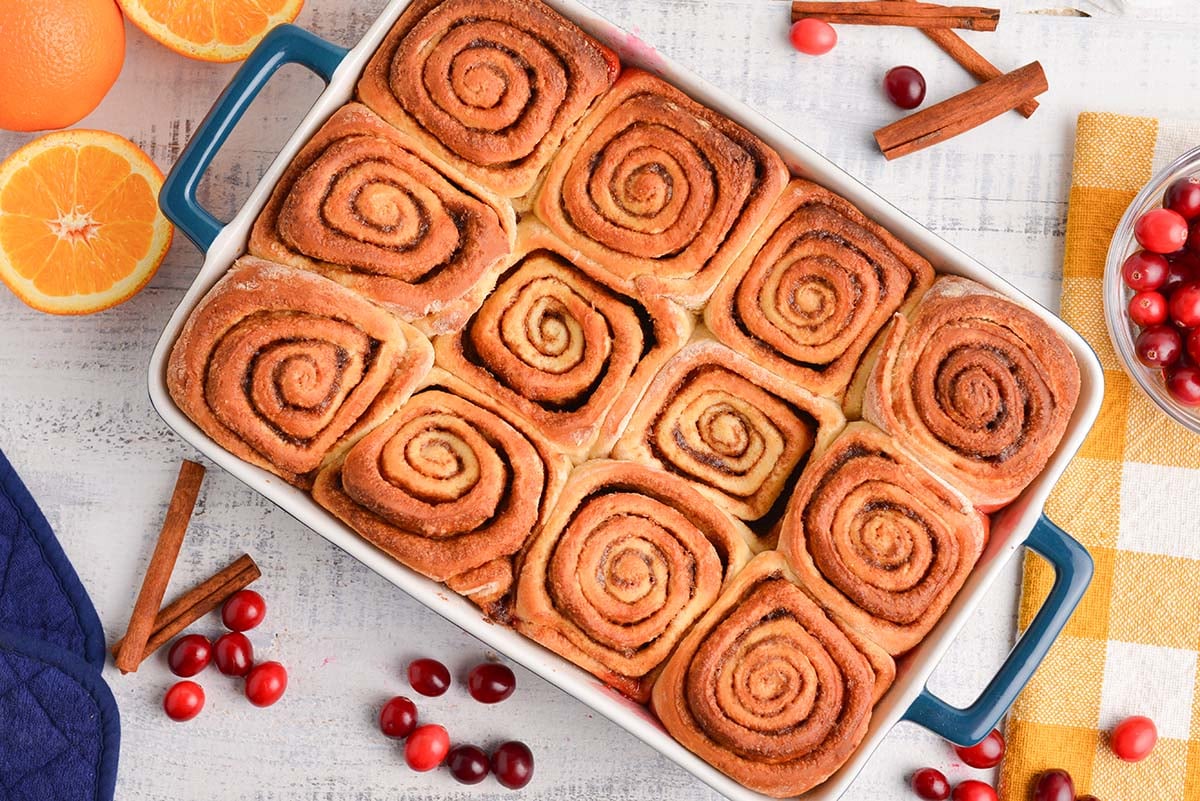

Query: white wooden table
[2,1,1197,798]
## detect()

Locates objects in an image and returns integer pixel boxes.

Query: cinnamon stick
[874,61,1047,160]
[790,1,999,31]
[114,459,205,673]
[111,554,261,669]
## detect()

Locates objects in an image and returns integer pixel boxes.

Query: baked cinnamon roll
[249,103,513,334]
[533,69,788,308]
[515,460,754,702]
[651,551,895,799]
[167,258,433,487]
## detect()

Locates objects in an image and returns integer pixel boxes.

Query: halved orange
[118,0,306,63]
[0,130,174,315]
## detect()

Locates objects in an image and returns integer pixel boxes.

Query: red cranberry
[1187,327,1200,363]
[491,740,534,789]
[408,658,451,697]
[167,634,212,678]
[911,767,950,800]
[788,18,837,55]
[1135,208,1189,254]
[245,661,288,707]
[1032,769,1074,801]
[447,744,490,785]
[1169,282,1200,327]
[1188,219,1200,254]
[1166,252,1199,292]
[405,724,450,771]
[1135,325,1183,367]
[884,66,926,110]
[1167,364,1200,405]
[1165,176,1200,220]
[379,696,418,739]
[953,728,1006,769]
[1121,251,1169,291]
[163,680,205,722]
[214,631,254,677]
[467,662,516,704]
[950,780,996,801]
[1110,715,1157,762]
[1129,291,1169,326]
[222,589,266,632]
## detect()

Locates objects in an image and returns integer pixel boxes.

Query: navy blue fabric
[0,448,106,670]
[0,629,120,801]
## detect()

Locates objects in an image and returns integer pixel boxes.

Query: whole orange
[0,0,126,132]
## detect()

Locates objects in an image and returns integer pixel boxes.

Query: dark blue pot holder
[0,448,119,801]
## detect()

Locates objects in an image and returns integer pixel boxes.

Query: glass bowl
[1103,145,1200,434]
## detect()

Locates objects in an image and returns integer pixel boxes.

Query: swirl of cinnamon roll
[777,422,988,654]
[534,70,788,308]
[166,258,433,487]
[514,460,754,702]
[652,552,895,799]
[249,104,512,334]
[705,179,934,399]
[861,276,1081,512]
[613,338,844,535]
[357,0,619,200]
[312,371,570,615]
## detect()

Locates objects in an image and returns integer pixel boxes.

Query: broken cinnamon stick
[114,459,205,673]
[790,1,1000,31]
[111,554,261,669]
[874,61,1047,160]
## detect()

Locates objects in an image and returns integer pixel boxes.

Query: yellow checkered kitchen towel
[998,113,1200,800]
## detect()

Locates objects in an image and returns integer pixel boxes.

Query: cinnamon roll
[612,336,844,536]
[651,551,895,799]
[357,0,620,201]
[167,258,433,487]
[777,422,988,654]
[705,179,934,399]
[312,369,571,616]
[514,460,754,702]
[861,276,1081,511]
[434,222,693,460]
[249,103,514,334]
[533,70,788,308]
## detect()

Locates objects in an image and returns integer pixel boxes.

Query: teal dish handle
[901,514,1093,746]
[159,24,348,252]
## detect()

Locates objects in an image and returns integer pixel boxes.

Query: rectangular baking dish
[147,3,1103,798]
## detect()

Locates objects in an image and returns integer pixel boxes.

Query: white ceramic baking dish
[148,2,1103,798]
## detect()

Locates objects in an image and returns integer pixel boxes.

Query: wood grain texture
[1,1,1199,798]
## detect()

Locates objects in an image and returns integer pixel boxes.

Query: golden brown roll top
[705,179,934,400]
[534,69,788,308]
[861,276,1081,512]
[515,460,754,702]
[777,421,988,654]
[651,551,895,799]
[357,0,620,201]
[166,258,433,487]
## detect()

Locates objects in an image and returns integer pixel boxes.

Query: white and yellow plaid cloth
[999,113,1200,799]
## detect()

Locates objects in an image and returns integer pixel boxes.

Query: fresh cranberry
[949,780,996,801]
[1110,715,1157,761]
[447,744,490,785]
[1135,208,1190,254]
[245,661,287,707]
[379,696,418,739]
[1129,291,1169,326]
[221,589,266,632]
[405,724,450,771]
[911,767,950,800]
[1135,325,1183,367]
[167,634,212,678]
[1167,364,1200,405]
[1187,327,1200,364]
[953,728,1006,769]
[467,662,516,704]
[491,741,534,790]
[214,631,254,677]
[163,680,205,722]
[1169,282,1200,327]
[408,658,451,697]
[884,66,926,110]
[1165,252,1199,293]
[1165,177,1200,220]
[788,18,837,55]
[1032,769,1074,801]
[1188,219,1200,254]
[1121,251,1169,291]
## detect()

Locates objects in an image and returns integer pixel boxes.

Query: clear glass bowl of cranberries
[1105,145,1200,433]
